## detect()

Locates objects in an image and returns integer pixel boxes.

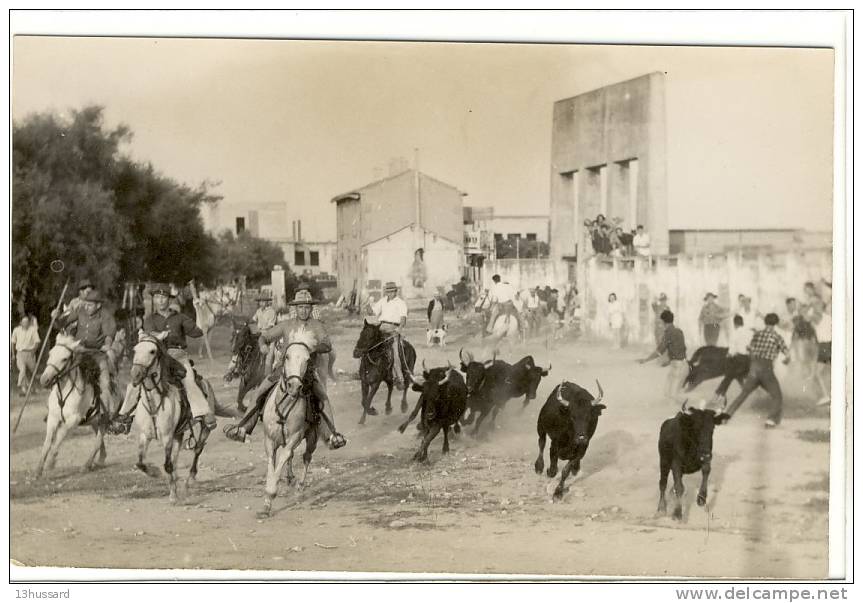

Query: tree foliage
[12,106,222,323]
[216,230,286,288]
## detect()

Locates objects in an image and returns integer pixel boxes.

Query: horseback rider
[223,289,347,449]
[64,279,95,315]
[51,289,119,416]
[370,281,409,390]
[108,285,217,442]
[250,292,278,372]
[485,274,521,335]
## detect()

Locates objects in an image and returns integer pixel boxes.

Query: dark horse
[352,319,417,425]
[223,320,267,413]
[225,319,338,413]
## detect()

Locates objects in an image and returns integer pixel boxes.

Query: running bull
[657,400,730,520]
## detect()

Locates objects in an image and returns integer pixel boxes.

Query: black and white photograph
[6,10,852,586]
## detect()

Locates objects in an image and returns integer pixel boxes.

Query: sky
[12,37,834,241]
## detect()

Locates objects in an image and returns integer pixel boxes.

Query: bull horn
[681,399,690,412]
[422,358,428,372]
[556,382,566,403]
[437,370,450,385]
[595,379,604,403]
[459,347,471,365]
[546,363,552,372]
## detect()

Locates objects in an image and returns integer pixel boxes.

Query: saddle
[71,352,112,427]
[254,366,323,427]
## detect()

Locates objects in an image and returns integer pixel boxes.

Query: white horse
[36,334,109,478]
[194,287,237,363]
[259,330,321,518]
[130,333,212,503]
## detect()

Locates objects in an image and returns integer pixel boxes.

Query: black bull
[534,380,605,501]
[458,349,550,436]
[657,402,730,520]
[398,362,468,462]
[682,346,750,392]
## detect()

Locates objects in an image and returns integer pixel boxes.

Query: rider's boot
[224,378,273,443]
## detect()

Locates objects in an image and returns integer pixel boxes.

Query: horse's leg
[360,380,383,425]
[35,412,60,478]
[136,426,155,475]
[298,429,318,491]
[82,424,105,472]
[261,435,279,517]
[400,379,409,414]
[165,434,181,504]
[237,376,249,413]
[358,380,369,425]
[98,431,108,465]
[203,329,215,364]
[187,425,211,487]
[46,420,73,472]
[385,379,394,415]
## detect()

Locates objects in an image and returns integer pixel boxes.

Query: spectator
[699,292,728,346]
[651,293,671,354]
[617,227,634,255]
[11,315,40,395]
[639,310,688,402]
[712,314,751,405]
[814,281,832,406]
[607,292,624,349]
[736,293,763,333]
[597,224,613,255]
[722,313,791,429]
[633,225,651,257]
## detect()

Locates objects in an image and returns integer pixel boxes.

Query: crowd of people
[584,213,651,258]
[636,279,833,429]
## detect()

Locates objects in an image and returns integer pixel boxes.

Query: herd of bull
[398,348,730,520]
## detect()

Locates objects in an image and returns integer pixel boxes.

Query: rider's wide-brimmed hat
[83,289,103,303]
[704,292,717,301]
[384,281,399,292]
[287,289,319,306]
[78,279,94,291]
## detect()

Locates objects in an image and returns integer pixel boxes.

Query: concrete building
[669,229,833,255]
[549,72,668,282]
[203,201,287,240]
[332,169,466,303]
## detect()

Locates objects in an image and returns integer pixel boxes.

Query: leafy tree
[12,105,221,322]
[215,230,286,288]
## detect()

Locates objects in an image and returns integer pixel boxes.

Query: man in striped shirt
[722,312,791,429]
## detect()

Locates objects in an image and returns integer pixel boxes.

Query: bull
[683,346,749,392]
[503,355,551,410]
[398,360,468,462]
[458,348,511,436]
[657,400,730,520]
[534,380,606,500]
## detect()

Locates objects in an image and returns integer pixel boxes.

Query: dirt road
[10,311,831,578]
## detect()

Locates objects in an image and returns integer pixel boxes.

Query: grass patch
[795,429,830,444]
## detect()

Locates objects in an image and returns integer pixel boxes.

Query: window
[494,233,503,241]
[507,233,519,241]
[310,251,320,266]
[294,250,305,266]
[526,233,537,241]
[236,217,245,234]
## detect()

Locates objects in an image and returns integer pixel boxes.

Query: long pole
[13,278,70,434]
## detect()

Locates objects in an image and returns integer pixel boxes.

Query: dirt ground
[10,310,832,579]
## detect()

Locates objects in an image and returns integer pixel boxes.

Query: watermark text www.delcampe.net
[676,588,849,601]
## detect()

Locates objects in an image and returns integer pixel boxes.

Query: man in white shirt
[11,315,41,394]
[485,275,520,335]
[371,281,409,389]
[632,225,651,257]
[736,294,764,333]
[712,314,751,404]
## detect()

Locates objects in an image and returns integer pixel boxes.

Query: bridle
[43,344,87,422]
[131,337,170,431]
[273,341,313,425]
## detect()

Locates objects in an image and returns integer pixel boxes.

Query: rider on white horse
[485,275,521,335]
[224,289,346,449]
[108,285,216,442]
[52,289,119,416]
